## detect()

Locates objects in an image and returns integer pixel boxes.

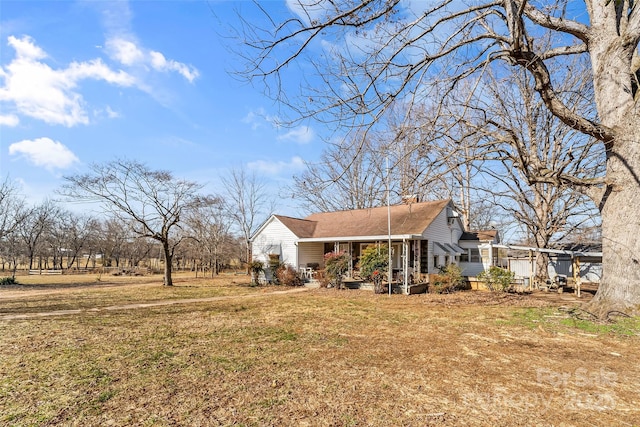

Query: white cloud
[0,114,19,127]
[105,106,120,119]
[94,105,120,120]
[242,108,280,130]
[99,1,198,82]
[9,137,79,170]
[248,156,305,175]
[149,51,199,82]
[105,38,144,66]
[285,0,332,26]
[242,110,262,130]
[0,32,200,127]
[98,0,134,40]
[105,36,199,83]
[7,35,47,60]
[277,126,314,144]
[0,35,135,127]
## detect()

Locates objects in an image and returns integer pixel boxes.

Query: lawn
[0,272,262,315]
[0,274,639,426]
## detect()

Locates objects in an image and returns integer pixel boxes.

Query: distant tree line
[0,161,272,286]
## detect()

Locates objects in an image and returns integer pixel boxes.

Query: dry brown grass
[0,276,639,426]
[0,272,260,315]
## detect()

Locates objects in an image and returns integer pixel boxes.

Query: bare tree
[0,230,23,274]
[18,200,60,270]
[0,177,29,276]
[79,218,102,269]
[292,105,466,214]
[239,1,640,312]
[222,167,274,269]
[61,159,204,286]
[124,232,155,269]
[186,196,232,276]
[377,104,455,203]
[46,208,67,270]
[63,214,98,269]
[470,67,603,282]
[96,218,129,268]
[291,133,387,212]
[0,176,28,243]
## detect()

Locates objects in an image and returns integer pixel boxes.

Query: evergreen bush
[477,266,514,292]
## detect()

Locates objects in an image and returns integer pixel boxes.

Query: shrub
[430,264,464,294]
[477,266,515,292]
[315,270,330,288]
[372,270,385,294]
[269,263,285,285]
[249,261,264,286]
[276,265,303,286]
[324,251,350,289]
[359,244,389,280]
[0,277,17,286]
[268,255,282,285]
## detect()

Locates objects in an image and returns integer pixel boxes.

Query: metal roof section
[434,242,465,255]
[480,243,602,258]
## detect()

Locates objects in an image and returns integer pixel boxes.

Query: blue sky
[0,0,323,215]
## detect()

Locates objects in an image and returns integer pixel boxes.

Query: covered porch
[296,235,433,294]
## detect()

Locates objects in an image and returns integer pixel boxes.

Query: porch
[298,265,430,295]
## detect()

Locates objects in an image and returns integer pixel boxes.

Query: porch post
[348,241,353,278]
[403,239,409,294]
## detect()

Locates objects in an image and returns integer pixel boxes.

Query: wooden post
[573,256,581,298]
[529,250,534,290]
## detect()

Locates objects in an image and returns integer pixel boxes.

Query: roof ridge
[304,198,451,218]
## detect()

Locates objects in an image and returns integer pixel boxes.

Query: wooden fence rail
[28,269,63,275]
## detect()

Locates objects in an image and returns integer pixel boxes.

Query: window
[470,248,481,263]
[460,249,469,262]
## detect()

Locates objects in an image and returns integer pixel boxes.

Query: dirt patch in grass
[0,281,638,426]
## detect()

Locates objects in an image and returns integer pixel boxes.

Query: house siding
[423,208,454,242]
[298,243,325,268]
[422,206,461,273]
[252,218,299,266]
[458,241,488,276]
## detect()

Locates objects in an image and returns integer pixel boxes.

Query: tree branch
[521,2,590,43]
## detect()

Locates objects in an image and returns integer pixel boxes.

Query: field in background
[1,274,639,426]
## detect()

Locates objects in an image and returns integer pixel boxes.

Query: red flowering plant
[371,269,384,293]
[359,245,388,294]
[359,245,388,277]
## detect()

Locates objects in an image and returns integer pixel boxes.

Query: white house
[250,199,499,290]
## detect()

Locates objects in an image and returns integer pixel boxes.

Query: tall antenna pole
[387,156,392,296]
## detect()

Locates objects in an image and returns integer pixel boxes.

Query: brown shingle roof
[274,215,317,238]
[300,199,450,239]
[460,230,498,241]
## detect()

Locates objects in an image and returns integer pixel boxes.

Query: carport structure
[478,243,603,296]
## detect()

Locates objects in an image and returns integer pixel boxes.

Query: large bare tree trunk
[162,242,173,287]
[594,124,640,310]
[587,2,640,311]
